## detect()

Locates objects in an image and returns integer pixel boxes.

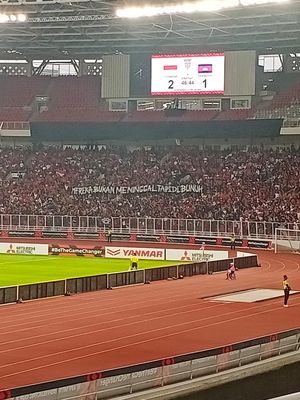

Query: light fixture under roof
[17,13,27,22]
[116,0,289,19]
[0,12,27,23]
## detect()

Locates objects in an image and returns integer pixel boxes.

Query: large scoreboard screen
[151,53,225,96]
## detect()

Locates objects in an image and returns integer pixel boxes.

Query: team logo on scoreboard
[184,58,192,70]
[198,64,213,73]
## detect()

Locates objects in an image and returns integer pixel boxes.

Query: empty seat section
[0,76,51,107]
[48,76,100,107]
[35,108,123,122]
[0,107,30,121]
[216,109,251,120]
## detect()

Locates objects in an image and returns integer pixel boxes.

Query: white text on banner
[0,242,49,256]
[105,246,165,260]
[166,249,228,261]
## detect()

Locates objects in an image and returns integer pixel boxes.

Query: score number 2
[168,80,174,89]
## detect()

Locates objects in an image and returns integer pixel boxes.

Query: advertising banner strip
[165,249,228,262]
[50,246,103,256]
[105,247,228,262]
[0,242,48,256]
[105,247,165,260]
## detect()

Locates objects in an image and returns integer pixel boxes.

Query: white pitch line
[0,258,58,266]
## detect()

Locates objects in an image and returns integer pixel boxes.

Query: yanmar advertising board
[105,246,165,260]
[0,242,48,255]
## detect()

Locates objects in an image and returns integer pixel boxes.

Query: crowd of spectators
[0,145,299,223]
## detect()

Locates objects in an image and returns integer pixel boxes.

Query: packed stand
[0,146,299,223]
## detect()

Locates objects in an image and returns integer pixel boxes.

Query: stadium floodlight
[0,14,9,23]
[17,13,27,22]
[116,1,239,18]
[241,0,288,4]
[116,0,289,18]
[0,12,27,23]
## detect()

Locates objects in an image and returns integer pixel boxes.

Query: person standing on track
[130,253,139,270]
[283,275,291,307]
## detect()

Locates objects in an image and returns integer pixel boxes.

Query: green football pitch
[0,254,182,287]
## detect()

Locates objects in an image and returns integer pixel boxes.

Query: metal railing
[0,121,30,130]
[0,214,298,240]
[9,328,300,400]
[111,217,298,239]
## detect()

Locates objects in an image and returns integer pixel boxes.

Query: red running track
[0,249,300,391]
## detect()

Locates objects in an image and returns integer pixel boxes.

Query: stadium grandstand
[0,146,299,224]
[0,1,300,400]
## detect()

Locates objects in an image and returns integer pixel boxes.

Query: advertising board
[105,246,165,260]
[0,242,48,256]
[50,245,103,257]
[166,249,228,262]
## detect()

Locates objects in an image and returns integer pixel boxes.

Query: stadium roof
[0,0,299,58]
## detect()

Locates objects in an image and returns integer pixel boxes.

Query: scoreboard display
[151,53,225,96]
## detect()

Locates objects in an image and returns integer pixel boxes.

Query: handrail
[6,323,299,399]
[0,225,274,235]
[0,214,298,241]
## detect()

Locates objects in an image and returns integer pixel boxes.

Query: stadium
[0,0,299,399]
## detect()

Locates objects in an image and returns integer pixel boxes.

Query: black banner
[247,239,271,249]
[9,231,35,237]
[43,231,68,238]
[73,232,99,239]
[111,233,131,241]
[137,234,160,242]
[221,238,243,247]
[167,235,189,243]
[195,237,218,245]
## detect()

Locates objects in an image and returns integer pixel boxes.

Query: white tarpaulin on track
[236,251,256,258]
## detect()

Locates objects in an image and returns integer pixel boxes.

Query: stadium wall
[101,54,130,98]
[30,119,282,142]
[4,327,300,400]
[2,133,299,149]
[224,50,256,96]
